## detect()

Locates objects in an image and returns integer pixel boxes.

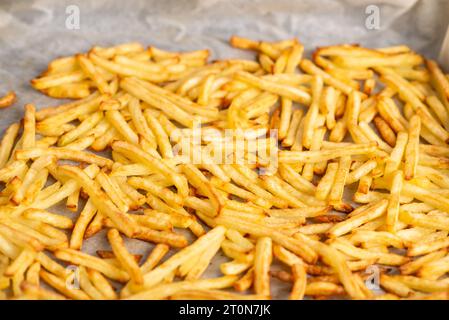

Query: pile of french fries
[0,36,449,300]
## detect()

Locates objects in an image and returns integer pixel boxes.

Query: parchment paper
[0,0,448,299]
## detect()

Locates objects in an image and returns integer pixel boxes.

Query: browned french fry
[0,91,16,108]
[77,54,111,94]
[107,229,143,285]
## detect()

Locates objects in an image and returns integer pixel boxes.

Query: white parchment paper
[0,0,448,299]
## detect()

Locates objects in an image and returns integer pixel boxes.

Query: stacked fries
[0,36,449,300]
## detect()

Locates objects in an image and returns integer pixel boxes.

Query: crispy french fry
[58,165,137,237]
[77,54,111,94]
[328,200,388,237]
[3,37,449,300]
[107,229,143,285]
[289,262,306,300]
[0,91,16,108]
[385,131,408,175]
[78,266,105,300]
[328,156,351,210]
[112,140,188,197]
[40,270,90,300]
[87,268,118,300]
[0,123,20,168]
[54,249,130,282]
[254,237,272,297]
[235,71,311,105]
[386,171,403,232]
[404,115,421,180]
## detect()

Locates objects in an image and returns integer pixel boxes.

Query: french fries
[404,115,421,180]
[107,229,143,285]
[0,37,448,300]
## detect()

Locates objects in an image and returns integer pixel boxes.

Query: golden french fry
[230,36,260,50]
[70,199,97,250]
[58,165,137,237]
[380,274,413,298]
[302,76,323,149]
[328,156,351,210]
[22,104,36,149]
[40,270,90,300]
[87,268,118,300]
[392,275,449,293]
[126,226,226,294]
[15,147,113,168]
[282,109,303,147]
[21,282,66,300]
[300,59,356,95]
[426,60,449,110]
[386,171,404,233]
[315,162,338,201]
[107,229,143,285]
[78,265,105,300]
[216,215,317,263]
[77,54,111,94]
[0,91,16,108]
[126,275,237,300]
[0,123,20,168]
[46,82,91,99]
[139,244,170,275]
[235,71,311,105]
[289,262,306,300]
[328,200,388,237]
[279,142,377,163]
[346,159,377,185]
[404,115,421,180]
[111,140,188,197]
[373,116,396,147]
[385,131,408,175]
